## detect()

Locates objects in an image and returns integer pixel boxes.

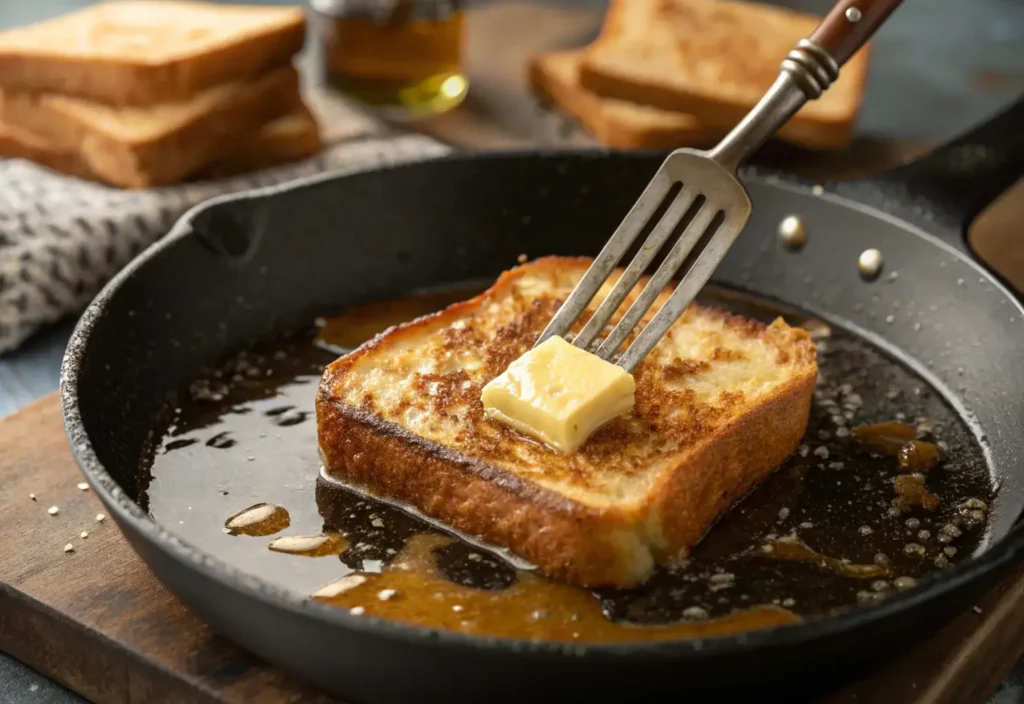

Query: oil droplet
[268,533,346,557]
[893,576,917,590]
[312,574,367,599]
[224,503,290,536]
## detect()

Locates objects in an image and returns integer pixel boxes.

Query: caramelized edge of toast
[316,257,817,586]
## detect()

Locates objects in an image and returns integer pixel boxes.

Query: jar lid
[309,0,346,16]
[310,0,460,18]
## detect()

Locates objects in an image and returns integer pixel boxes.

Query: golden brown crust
[0,120,95,180]
[577,0,871,151]
[577,61,866,151]
[317,257,817,587]
[650,371,816,556]
[0,66,303,188]
[317,401,651,586]
[528,51,722,150]
[0,3,306,106]
[200,104,323,180]
[0,102,322,185]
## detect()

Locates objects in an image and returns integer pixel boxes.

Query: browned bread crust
[528,50,723,150]
[0,119,95,180]
[578,0,870,150]
[317,257,817,588]
[0,1,306,106]
[199,103,323,180]
[0,66,303,188]
[0,102,323,184]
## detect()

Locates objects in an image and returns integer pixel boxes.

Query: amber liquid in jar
[314,0,467,119]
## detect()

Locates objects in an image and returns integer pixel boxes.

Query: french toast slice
[317,257,817,588]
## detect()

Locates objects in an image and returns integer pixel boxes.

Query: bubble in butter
[481,336,636,454]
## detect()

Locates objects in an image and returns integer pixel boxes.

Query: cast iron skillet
[61,96,1024,703]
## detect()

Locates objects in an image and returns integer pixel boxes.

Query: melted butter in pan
[312,531,798,642]
[141,284,995,642]
[756,535,887,579]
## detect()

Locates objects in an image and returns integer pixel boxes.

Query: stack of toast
[529,0,872,151]
[0,0,324,188]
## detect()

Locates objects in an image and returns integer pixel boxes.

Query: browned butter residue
[850,421,917,455]
[224,503,290,537]
[314,534,800,642]
[762,536,887,579]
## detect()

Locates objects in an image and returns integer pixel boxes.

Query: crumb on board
[30,493,36,501]
[77,482,89,491]
[48,506,59,516]
[80,531,89,539]
[63,543,74,553]
[96,513,106,523]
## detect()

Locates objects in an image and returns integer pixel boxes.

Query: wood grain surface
[0,395,335,704]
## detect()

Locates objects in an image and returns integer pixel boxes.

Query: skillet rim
[60,148,1024,662]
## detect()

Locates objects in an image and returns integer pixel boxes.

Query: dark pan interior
[63,151,1024,702]
[139,283,994,631]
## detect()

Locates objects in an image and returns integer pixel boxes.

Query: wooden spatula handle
[810,0,903,66]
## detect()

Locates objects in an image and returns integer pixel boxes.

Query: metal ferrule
[706,39,841,172]
[780,39,841,99]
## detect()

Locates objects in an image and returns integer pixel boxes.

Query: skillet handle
[842,95,1024,243]
[809,0,904,67]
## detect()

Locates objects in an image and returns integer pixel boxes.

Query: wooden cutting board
[1,393,1024,703]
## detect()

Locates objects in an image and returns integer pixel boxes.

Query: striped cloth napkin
[0,90,451,354]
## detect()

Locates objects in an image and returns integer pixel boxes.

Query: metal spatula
[536,0,903,372]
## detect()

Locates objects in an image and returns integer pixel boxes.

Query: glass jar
[311,0,468,121]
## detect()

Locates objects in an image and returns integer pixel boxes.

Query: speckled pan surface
[60,98,1024,702]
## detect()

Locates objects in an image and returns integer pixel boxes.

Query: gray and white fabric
[0,93,450,353]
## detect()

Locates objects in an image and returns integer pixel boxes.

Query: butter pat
[481,336,636,454]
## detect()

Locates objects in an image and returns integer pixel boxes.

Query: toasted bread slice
[0,119,96,180]
[0,1,305,106]
[579,0,870,150]
[200,104,323,180]
[317,257,817,588]
[0,65,303,188]
[0,103,323,184]
[529,50,723,149]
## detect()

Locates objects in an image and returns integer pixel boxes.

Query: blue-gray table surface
[1,0,1022,702]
